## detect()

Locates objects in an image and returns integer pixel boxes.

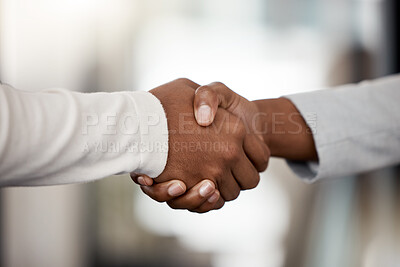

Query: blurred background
[0,0,399,266]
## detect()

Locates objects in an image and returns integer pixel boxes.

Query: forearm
[283,75,400,181]
[253,98,318,161]
[0,84,168,186]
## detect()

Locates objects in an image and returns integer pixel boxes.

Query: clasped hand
[131,78,270,213]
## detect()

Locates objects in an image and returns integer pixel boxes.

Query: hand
[132,78,269,210]
[132,177,225,213]
[193,81,317,160]
[194,82,265,149]
[134,80,317,213]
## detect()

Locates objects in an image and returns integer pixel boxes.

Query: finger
[167,180,216,210]
[213,195,225,210]
[218,172,241,202]
[130,173,154,186]
[243,134,270,172]
[194,82,237,126]
[191,190,221,213]
[140,180,186,202]
[194,86,218,126]
[232,151,260,190]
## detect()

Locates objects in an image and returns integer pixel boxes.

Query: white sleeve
[284,74,400,182]
[0,83,168,186]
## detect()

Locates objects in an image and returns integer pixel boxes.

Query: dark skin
[134,80,317,213]
[253,97,318,161]
[194,82,317,161]
[131,79,269,213]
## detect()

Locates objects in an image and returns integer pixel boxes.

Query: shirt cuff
[127,91,169,178]
[285,160,320,183]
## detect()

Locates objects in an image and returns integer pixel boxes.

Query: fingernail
[168,183,185,196]
[137,176,147,186]
[199,182,214,197]
[208,192,219,203]
[197,105,212,124]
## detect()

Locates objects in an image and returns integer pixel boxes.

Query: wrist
[253,98,287,156]
[253,98,317,161]
[130,91,169,177]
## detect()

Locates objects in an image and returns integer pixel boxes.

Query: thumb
[194,82,237,126]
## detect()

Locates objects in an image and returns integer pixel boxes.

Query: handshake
[131,78,317,213]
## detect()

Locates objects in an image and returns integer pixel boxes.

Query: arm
[140,75,400,212]
[0,83,168,186]
[0,79,268,215]
[283,74,400,181]
[136,79,269,208]
[194,75,400,181]
[252,97,317,161]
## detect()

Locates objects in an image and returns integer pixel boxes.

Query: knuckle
[175,78,200,89]
[211,81,226,88]
[214,201,225,210]
[245,174,260,190]
[256,147,270,172]
[210,81,232,96]
[175,77,192,84]
[196,84,210,91]
[225,145,241,162]
[223,188,240,202]
[257,158,269,172]
[209,166,225,180]
[166,201,181,210]
[196,85,214,97]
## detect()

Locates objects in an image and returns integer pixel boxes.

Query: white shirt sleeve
[284,74,400,182]
[0,83,168,186]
